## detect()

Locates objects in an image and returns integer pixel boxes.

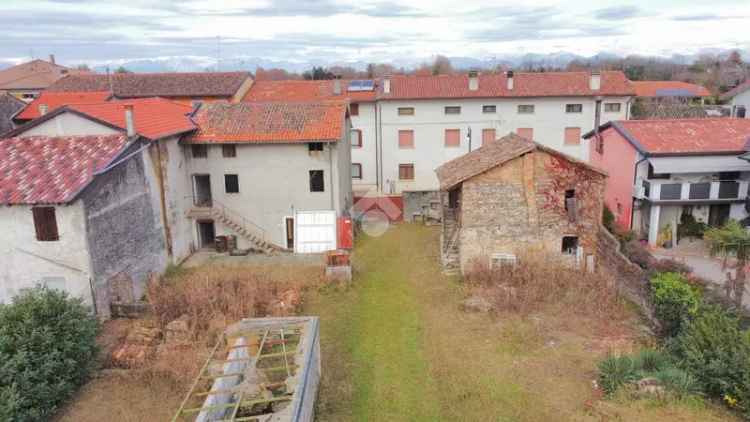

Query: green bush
[0,288,99,421]
[653,367,700,397]
[670,305,750,407]
[598,354,637,396]
[651,272,702,337]
[632,348,672,374]
[603,205,616,232]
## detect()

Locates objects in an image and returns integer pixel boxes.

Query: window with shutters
[482,105,496,113]
[352,163,362,179]
[444,129,460,147]
[351,129,362,147]
[518,104,535,114]
[564,127,581,145]
[397,107,415,116]
[516,128,533,140]
[309,170,325,192]
[482,128,496,145]
[222,144,236,158]
[604,103,621,112]
[191,144,208,158]
[225,174,239,193]
[444,106,461,115]
[399,164,414,180]
[32,207,59,241]
[398,130,414,148]
[350,103,359,116]
[565,104,583,113]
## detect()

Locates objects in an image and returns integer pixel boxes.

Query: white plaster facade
[373,96,629,193]
[729,89,750,118]
[0,203,94,306]
[349,101,378,194]
[17,111,120,136]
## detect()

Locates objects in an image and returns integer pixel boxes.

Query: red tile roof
[186,101,347,144]
[380,71,634,100]
[589,119,750,155]
[436,133,606,190]
[0,134,130,204]
[721,80,750,101]
[15,91,112,121]
[631,81,711,98]
[47,72,251,98]
[243,79,377,103]
[65,98,196,140]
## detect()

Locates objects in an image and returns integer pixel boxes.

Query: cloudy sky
[1,0,749,67]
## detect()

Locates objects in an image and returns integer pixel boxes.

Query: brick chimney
[39,104,48,116]
[333,75,342,95]
[383,74,391,94]
[48,54,55,65]
[124,104,135,137]
[468,70,479,91]
[506,71,514,90]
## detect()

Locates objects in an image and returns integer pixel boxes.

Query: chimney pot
[506,70,514,90]
[39,104,48,116]
[590,70,601,91]
[383,74,391,94]
[333,75,342,95]
[124,104,135,137]
[48,54,55,64]
[468,70,479,91]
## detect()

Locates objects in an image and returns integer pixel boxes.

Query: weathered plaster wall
[0,203,93,307]
[458,150,606,271]
[588,128,639,229]
[17,111,121,136]
[80,145,168,317]
[350,102,378,192]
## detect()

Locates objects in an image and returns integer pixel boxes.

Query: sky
[1,0,749,67]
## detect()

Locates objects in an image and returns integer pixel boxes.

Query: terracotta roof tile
[15,91,112,121]
[66,98,196,140]
[0,59,86,90]
[631,81,711,98]
[593,119,750,154]
[380,71,634,100]
[187,101,347,144]
[243,79,376,102]
[436,133,606,190]
[0,134,129,204]
[47,71,251,98]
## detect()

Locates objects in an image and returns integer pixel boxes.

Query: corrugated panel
[648,155,750,174]
[295,210,337,253]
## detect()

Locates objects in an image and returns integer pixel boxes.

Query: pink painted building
[585,119,750,246]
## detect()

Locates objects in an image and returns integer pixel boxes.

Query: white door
[295,210,337,253]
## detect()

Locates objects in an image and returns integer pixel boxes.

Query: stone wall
[81,143,168,318]
[458,150,606,271]
[403,190,442,222]
[596,226,659,328]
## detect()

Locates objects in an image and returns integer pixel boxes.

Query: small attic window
[308,142,324,152]
[564,189,575,211]
[561,236,579,255]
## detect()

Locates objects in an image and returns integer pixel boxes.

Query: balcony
[635,180,749,203]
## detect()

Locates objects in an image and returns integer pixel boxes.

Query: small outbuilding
[435,133,607,273]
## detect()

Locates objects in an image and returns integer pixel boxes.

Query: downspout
[329,142,335,210]
[631,155,648,231]
[376,102,382,193]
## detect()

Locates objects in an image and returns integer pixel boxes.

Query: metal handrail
[186,195,267,241]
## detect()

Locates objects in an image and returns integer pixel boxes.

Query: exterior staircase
[187,201,289,254]
[441,207,460,275]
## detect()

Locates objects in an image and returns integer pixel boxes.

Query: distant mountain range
[1,49,747,74]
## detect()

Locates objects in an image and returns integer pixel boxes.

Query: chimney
[39,104,48,116]
[468,70,479,91]
[124,104,135,137]
[383,74,391,94]
[590,70,601,91]
[48,54,55,64]
[333,75,342,95]
[506,70,514,90]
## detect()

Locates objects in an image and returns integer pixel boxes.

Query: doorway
[708,204,730,227]
[197,220,215,248]
[285,217,295,250]
[193,174,212,206]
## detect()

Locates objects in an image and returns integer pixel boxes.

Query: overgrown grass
[309,224,740,421]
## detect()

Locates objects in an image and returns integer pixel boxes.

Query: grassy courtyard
[309,224,739,421]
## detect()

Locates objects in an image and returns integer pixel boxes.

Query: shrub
[650,259,692,276]
[603,205,615,232]
[0,288,99,422]
[632,348,672,374]
[678,213,707,239]
[598,354,637,396]
[653,367,700,397]
[651,272,702,337]
[670,305,750,405]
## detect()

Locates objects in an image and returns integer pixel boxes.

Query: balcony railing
[635,180,748,202]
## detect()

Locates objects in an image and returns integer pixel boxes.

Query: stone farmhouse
[435,133,607,274]
[585,118,750,247]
